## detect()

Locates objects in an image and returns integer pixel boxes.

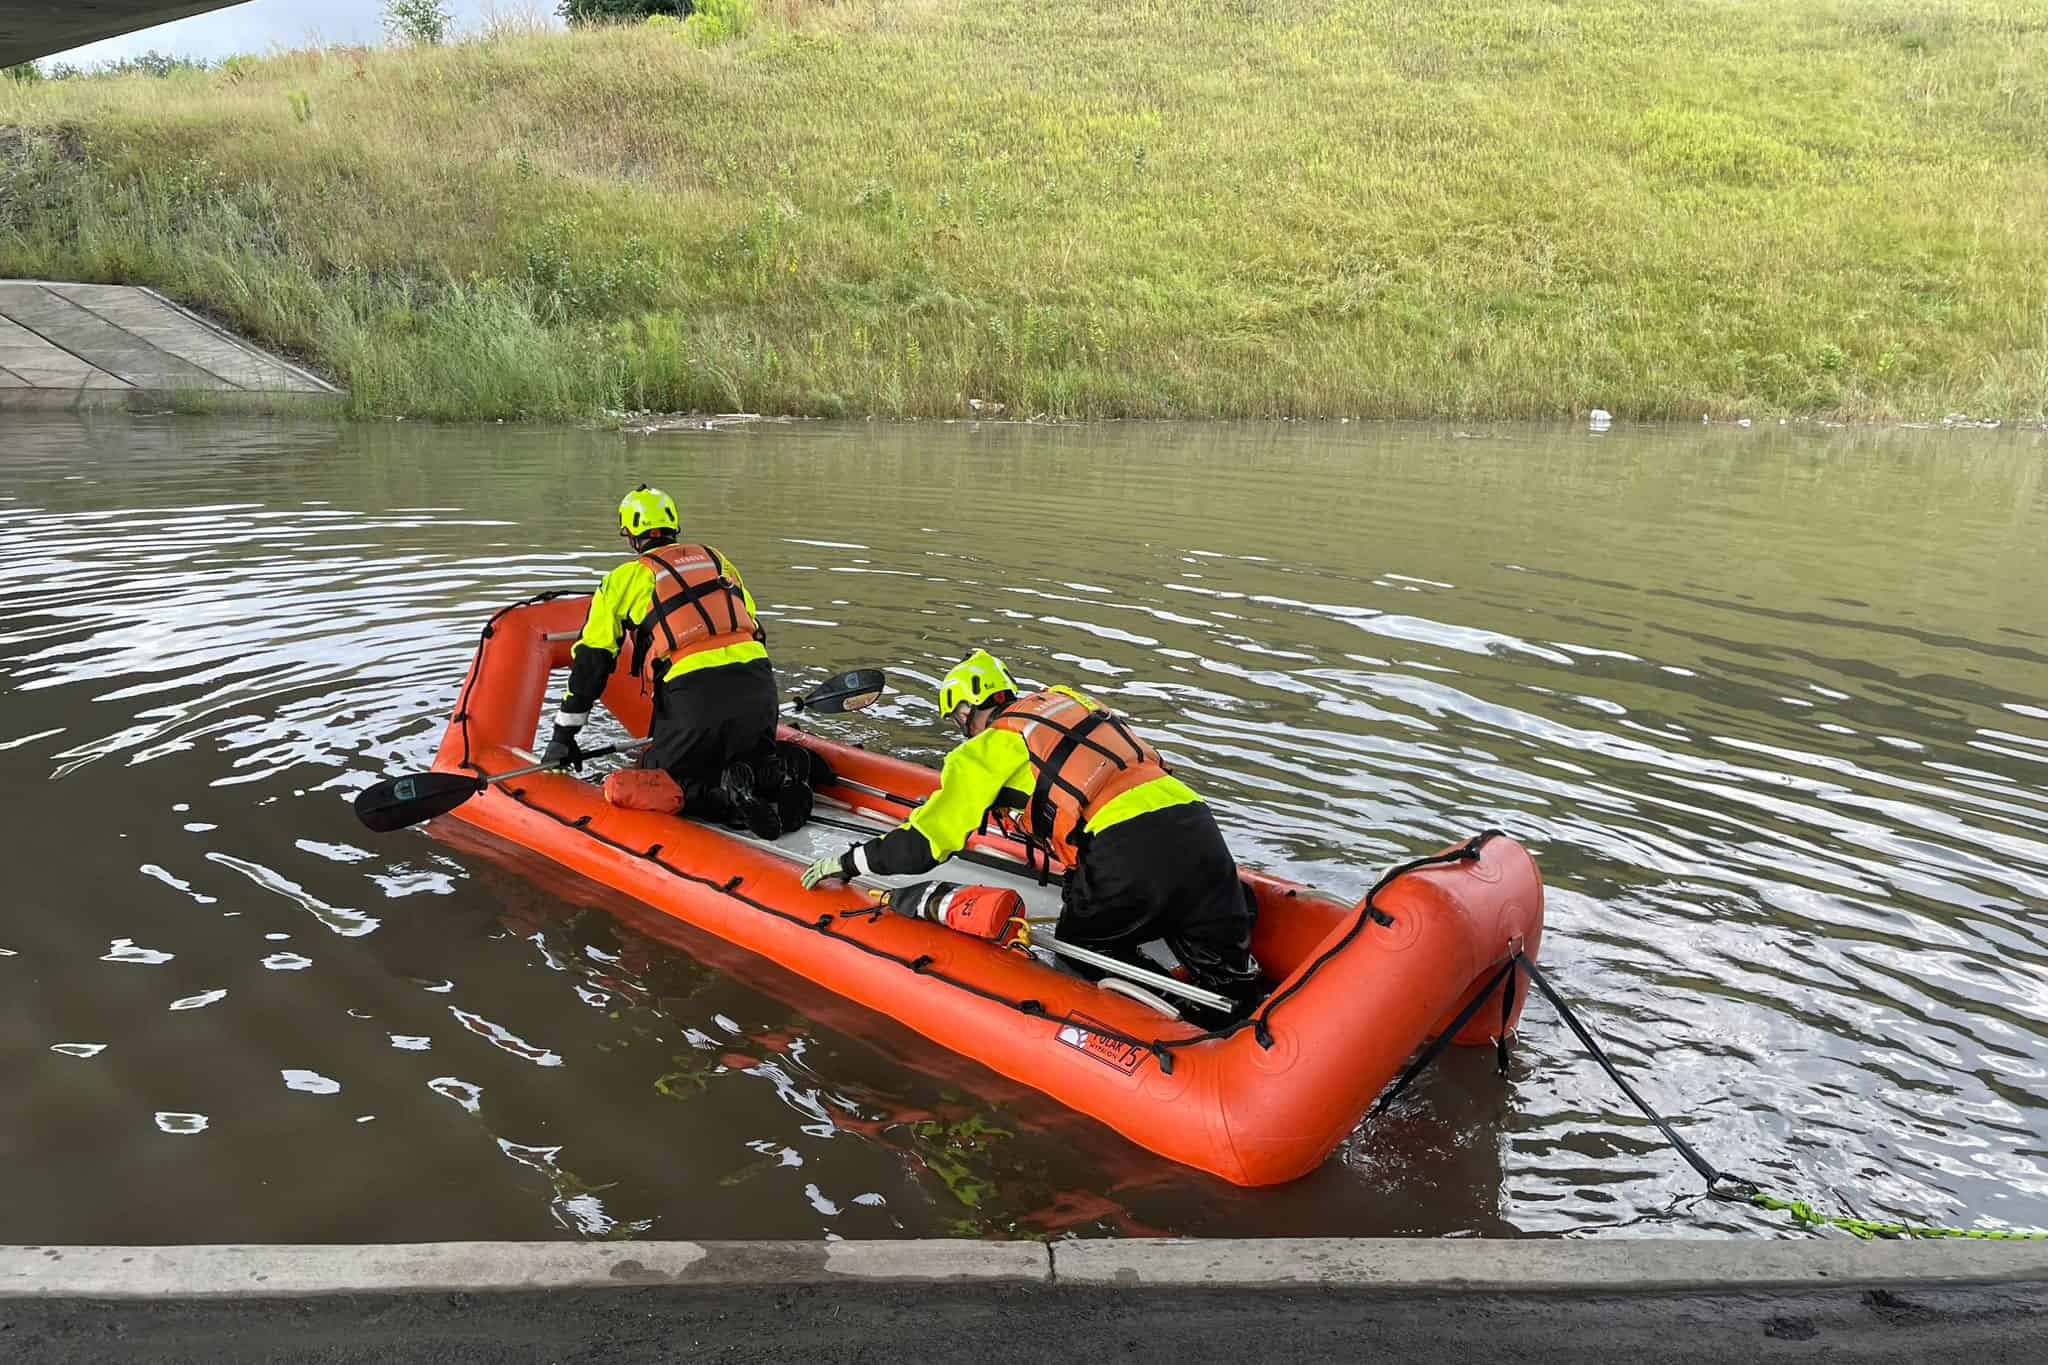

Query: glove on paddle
[542,724,586,771]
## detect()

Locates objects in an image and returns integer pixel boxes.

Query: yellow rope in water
[1750,1192,2048,1241]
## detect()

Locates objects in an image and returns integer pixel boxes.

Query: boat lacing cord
[446,598,1506,1076]
[505,799,1500,1073]
[1182,830,1504,1056]
[447,602,2048,1235]
[452,589,584,780]
[508,784,1214,1069]
[1371,947,2048,1241]
[447,596,1193,1073]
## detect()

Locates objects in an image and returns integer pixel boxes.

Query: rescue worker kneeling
[801,650,1266,1015]
[541,485,813,838]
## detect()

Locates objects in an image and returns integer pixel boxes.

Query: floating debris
[102,938,174,965]
[282,1069,341,1095]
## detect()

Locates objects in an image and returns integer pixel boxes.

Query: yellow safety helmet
[937,649,1017,720]
[617,484,679,537]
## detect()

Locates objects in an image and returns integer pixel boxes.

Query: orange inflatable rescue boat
[424,594,1546,1187]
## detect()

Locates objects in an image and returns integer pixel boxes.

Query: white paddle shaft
[1030,930,1234,1013]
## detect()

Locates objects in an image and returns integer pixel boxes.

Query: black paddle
[790,667,884,714]
[353,668,888,835]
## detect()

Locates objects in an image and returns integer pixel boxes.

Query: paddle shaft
[800,813,1227,1010]
[804,811,1034,883]
[830,776,915,807]
[487,737,652,785]
[1029,930,1235,1012]
[504,680,870,783]
[355,659,885,835]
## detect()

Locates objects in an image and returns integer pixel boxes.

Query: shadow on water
[1,412,2044,1241]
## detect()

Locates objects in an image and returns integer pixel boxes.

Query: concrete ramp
[0,280,341,410]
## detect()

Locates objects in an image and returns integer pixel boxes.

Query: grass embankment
[3,1,2045,422]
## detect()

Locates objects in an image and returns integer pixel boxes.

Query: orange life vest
[990,690,1171,863]
[628,542,761,680]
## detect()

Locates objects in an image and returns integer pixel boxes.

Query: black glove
[541,724,586,771]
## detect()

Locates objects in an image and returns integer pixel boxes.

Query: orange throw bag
[603,768,684,814]
[884,882,1030,950]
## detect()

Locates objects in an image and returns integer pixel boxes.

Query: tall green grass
[3,0,2044,422]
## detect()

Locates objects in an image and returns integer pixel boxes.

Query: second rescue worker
[801,650,1266,1014]
[541,485,810,837]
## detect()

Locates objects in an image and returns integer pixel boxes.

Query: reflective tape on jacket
[989,689,1173,863]
[629,542,762,679]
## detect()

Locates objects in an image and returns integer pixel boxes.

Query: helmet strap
[963,692,1014,736]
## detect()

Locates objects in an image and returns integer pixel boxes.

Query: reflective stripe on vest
[629,543,760,679]
[989,690,1171,863]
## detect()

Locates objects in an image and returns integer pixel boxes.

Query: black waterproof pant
[1057,800,1265,1013]
[647,657,779,811]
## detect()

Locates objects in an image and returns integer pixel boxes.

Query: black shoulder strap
[703,545,744,635]
[647,545,722,638]
[638,551,683,654]
[1026,708,1122,840]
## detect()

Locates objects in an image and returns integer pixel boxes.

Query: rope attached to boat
[446,594,1502,1074]
[452,589,582,780]
[1223,832,1502,1053]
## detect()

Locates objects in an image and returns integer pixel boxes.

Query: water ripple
[2,414,2044,1242]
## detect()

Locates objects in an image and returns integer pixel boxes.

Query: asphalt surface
[7,1282,2048,1364]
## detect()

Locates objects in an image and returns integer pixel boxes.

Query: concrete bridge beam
[1,2,246,70]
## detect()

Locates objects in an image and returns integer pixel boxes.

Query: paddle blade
[353,771,485,833]
[795,668,886,715]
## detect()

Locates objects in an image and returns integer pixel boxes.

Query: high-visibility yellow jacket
[554,541,767,730]
[842,686,1200,879]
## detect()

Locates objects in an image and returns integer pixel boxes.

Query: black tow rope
[1517,955,1752,1198]
[1372,952,2048,1239]
[1370,950,1754,1201]
[1369,956,1519,1120]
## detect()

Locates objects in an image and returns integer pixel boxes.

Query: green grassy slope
[2,0,2043,421]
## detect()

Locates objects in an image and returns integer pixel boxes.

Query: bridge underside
[1,2,245,69]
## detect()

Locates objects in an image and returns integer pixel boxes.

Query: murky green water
[4,414,2045,1243]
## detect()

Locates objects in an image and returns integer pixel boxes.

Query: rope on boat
[442,592,1511,1076]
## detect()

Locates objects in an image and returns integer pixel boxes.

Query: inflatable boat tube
[428,594,1546,1187]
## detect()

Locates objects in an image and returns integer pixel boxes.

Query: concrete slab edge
[135,287,346,396]
[1051,1236,2048,1291]
[0,1241,1047,1299]
[0,387,345,414]
[5,1237,2048,1299]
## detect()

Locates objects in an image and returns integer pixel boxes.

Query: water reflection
[1,413,2044,1242]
